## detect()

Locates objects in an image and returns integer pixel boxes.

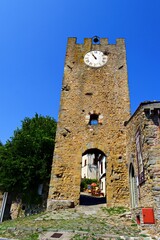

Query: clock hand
[92,53,97,60]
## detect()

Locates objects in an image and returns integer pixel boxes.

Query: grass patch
[24,233,39,240]
[101,206,128,215]
[131,223,137,227]
[139,234,149,237]
[71,233,102,240]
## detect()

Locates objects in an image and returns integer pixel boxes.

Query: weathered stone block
[47,199,74,211]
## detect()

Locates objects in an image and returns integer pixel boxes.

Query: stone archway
[80,148,106,205]
[129,163,137,208]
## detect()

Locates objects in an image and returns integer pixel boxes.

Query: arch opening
[80,148,106,205]
[129,163,138,208]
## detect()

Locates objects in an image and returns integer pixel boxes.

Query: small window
[101,162,103,174]
[89,114,99,125]
[84,159,87,166]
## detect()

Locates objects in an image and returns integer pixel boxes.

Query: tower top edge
[67,37,125,46]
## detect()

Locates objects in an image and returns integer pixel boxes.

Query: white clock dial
[84,51,108,68]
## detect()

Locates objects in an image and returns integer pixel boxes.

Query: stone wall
[126,101,160,226]
[48,37,131,209]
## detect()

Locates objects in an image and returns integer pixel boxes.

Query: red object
[91,183,97,187]
[142,208,155,224]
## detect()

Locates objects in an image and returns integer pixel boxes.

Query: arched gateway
[81,148,106,198]
[47,37,131,210]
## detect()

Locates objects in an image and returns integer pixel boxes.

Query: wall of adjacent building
[126,102,160,225]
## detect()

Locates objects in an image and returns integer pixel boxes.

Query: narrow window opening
[89,114,99,125]
[84,159,87,166]
[101,162,103,174]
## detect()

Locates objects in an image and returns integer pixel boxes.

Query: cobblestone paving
[37,204,158,240]
[0,195,159,239]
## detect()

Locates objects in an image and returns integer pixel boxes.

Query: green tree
[0,114,56,203]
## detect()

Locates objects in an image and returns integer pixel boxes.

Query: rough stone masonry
[47,37,131,210]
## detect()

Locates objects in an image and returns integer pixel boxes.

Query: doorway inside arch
[80,148,106,205]
[129,163,138,208]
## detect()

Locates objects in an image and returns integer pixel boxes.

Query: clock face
[84,51,108,68]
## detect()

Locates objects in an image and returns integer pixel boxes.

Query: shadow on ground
[80,193,106,206]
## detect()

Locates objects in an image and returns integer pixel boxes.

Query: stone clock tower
[47,36,131,209]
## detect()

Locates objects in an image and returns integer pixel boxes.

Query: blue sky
[0,0,160,144]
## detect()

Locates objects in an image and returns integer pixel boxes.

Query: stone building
[47,36,160,227]
[126,101,160,225]
[47,36,131,209]
[81,152,98,180]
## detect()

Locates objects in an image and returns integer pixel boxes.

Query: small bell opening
[92,36,100,44]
